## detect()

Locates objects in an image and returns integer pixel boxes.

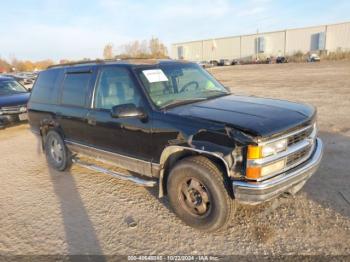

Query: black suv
[28,60,323,231]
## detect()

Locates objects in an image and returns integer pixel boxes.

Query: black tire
[167,156,235,232]
[44,130,71,171]
[0,120,5,129]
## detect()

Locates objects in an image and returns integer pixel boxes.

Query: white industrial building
[171,21,350,62]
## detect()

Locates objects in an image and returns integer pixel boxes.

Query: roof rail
[47,57,175,69]
[47,59,119,69]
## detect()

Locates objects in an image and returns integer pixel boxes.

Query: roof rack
[48,58,178,69]
[48,59,116,69]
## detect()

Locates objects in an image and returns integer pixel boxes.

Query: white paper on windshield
[142,69,168,83]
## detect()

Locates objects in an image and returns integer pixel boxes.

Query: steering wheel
[179,81,199,93]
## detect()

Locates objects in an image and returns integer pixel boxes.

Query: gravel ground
[0,61,349,256]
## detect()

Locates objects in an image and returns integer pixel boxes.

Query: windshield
[0,80,28,95]
[137,63,229,108]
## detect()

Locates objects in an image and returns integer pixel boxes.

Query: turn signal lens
[246,166,261,179]
[247,145,262,159]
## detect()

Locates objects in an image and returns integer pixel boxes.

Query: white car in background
[307,53,321,62]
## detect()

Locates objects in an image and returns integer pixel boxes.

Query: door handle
[86,111,96,126]
[87,117,96,126]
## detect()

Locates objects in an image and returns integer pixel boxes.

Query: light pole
[256,28,259,62]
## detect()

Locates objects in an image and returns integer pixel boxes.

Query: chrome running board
[72,158,157,187]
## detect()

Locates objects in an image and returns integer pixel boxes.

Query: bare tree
[149,37,168,58]
[35,59,54,70]
[117,37,168,59]
[103,43,114,59]
[123,41,141,57]
[0,57,11,73]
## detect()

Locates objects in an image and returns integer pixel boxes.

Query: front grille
[286,145,312,167]
[1,105,26,114]
[285,124,316,169]
[248,123,317,182]
[288,126,313,146]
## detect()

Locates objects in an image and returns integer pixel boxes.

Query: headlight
[261,159,286,177]
[246,158,286,179]
[247,138,287,159]
[246,138,288,180]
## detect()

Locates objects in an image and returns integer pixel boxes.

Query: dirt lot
[0,61,349,256]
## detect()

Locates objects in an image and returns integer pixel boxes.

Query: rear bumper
[232,138,323,205]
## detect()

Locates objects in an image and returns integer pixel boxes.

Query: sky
[0,0,349,61]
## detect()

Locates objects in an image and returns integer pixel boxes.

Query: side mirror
[111,104,146,119]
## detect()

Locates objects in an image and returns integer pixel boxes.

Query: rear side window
[61,72,91,107]
[30,69,61,104]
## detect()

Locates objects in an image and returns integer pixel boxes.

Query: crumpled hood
[0,92,30,107]
[168,95,315,137]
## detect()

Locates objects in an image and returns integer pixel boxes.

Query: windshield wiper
[160,98,207,109]
[204,90,230,100]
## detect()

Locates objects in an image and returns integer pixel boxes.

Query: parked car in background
[12,75,33,85]
[276,56,288,63]
[28,59,323,231]
[0,76,30,129]
[196,61,212,68]
[218,59,231,66]
[3,74,34,87]
[209,60,219,66]
[307,54,321,62]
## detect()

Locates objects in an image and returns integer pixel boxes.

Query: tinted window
[30,69,61,104]
[0,79,27,95]
[61,72,91,107]
[94,67,141,110]
[137,63,228,108]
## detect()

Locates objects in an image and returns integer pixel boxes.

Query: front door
[85,66,153,167]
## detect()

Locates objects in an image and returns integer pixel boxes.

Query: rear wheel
[44,130,71,171]
[167,156,235,232]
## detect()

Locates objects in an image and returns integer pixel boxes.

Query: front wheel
[167,156,235,232]
[44,130,71,171]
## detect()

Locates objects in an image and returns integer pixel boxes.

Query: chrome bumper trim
[232,138,323,204]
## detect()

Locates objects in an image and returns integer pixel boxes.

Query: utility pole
[201,40,204,61]
[239,35,242,60]
[256,28,259,61]
[324,25,328,54]
[284,29,287,56]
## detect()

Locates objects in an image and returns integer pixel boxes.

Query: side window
[30,69,61,104]
[94,67,141,110]
[61,72,91,107]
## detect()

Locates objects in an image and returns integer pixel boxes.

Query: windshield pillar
[171,76,178,94]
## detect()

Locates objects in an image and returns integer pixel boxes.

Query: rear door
[57,67,97,144]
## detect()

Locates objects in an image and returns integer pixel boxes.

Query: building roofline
[172,21,350,46]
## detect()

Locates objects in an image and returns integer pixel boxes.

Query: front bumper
[0,113,26,127]
[232,138,323,205]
